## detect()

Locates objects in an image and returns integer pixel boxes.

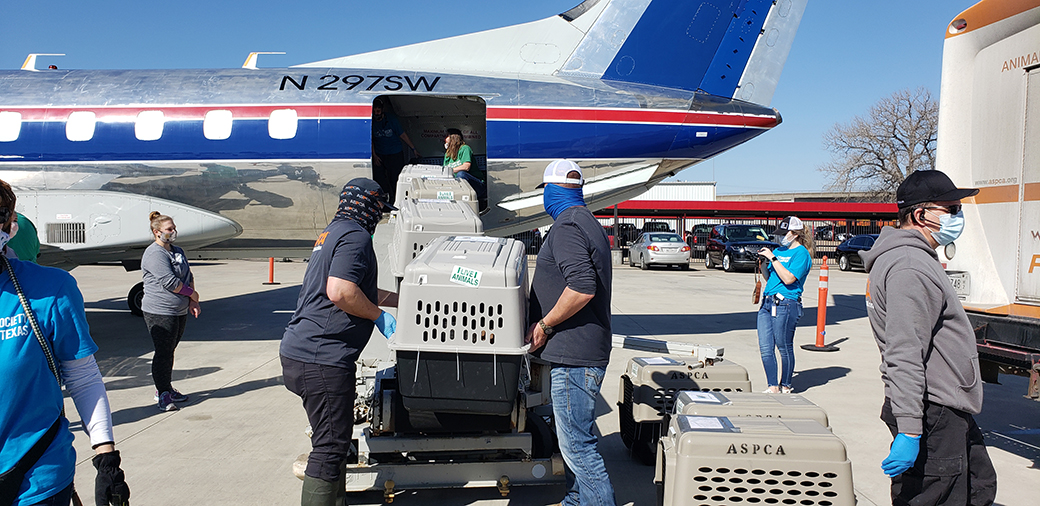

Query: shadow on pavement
[791,366,852,393]
[88,375,286,427]
[614,303,867,338]
[975,374,1040,469]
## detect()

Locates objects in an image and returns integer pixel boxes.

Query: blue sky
[0,0,978,195]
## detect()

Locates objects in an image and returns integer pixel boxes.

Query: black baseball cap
[345,177,397,211]
[896,170,979,209]
[772,216,804,235]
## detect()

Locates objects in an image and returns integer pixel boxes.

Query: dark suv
[705,224,780,272]
[685,224,712,258]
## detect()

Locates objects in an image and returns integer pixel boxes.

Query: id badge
[771,303,777,317]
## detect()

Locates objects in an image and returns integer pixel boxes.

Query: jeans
[281,355,357,483]
[143,312,187,394]
[757,296,802,389]
[551,365,617,506]
[881,399,997,506]
[373,150,406,203]
[454,170,487,209]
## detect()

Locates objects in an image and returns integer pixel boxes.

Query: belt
[769,294,801,304]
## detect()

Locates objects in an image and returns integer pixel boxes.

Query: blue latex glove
[375,310,396,339]
[881,433,921,477]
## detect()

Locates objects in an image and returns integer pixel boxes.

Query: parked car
[834,233,878,271]
[685,224,712,257]
[641,221,673,233]
[603,223,639,248]
[508,229,542,254]
[705,224,780,272]
[815,225,851,242]
[628,232,690,270]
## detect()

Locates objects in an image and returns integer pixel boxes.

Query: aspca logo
[727,443,786,456]
[313,232,330,252]
[670,371,709,380]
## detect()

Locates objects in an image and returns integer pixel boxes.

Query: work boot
[301,475,337,506]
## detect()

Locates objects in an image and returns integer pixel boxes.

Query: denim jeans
[551,365,617,506]
[757,296,802,389]
[454,170,487,205]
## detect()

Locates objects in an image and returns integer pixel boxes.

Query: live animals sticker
[450,265,482,287]
[437,191,455,200]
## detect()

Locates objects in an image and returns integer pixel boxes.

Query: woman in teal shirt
[443,128,486,209]
[756,216,814,394]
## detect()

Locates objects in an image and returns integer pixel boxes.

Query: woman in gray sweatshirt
[141,211,200,411]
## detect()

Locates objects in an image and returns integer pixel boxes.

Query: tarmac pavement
[63,232,1039,505]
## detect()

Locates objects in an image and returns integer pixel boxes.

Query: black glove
[92,450,130,506]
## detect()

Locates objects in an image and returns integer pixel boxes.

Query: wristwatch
[538,319,554,336]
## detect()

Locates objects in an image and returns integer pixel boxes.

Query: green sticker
[450,265,482,287]
[437,190,455,200]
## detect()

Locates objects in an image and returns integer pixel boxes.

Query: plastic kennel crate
[618,356,752,464]
[387,198,483,278]
[656,416,854,506]
[390,236,529,415]
[673,391,830,428]
[395,164,451,207]
[409,177,479,214]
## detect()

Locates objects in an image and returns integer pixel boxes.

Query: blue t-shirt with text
[0,260,98,505]
[763,244,812,299]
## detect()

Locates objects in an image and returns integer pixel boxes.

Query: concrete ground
[64,231,1039,505]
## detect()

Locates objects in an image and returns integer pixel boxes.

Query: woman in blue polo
[756,216,814,394]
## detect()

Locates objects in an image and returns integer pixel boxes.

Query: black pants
[881,398,997,506]
[373,151,406,204]
[143,312,187,394]
[281,355,357,483]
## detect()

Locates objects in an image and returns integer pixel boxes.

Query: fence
[595,216,894,265]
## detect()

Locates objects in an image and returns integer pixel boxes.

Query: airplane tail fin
[297,0,806,105]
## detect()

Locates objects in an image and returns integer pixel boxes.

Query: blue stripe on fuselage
[0,118,763,162]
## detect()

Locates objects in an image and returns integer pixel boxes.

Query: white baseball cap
[773,216,804,234]
[538,160,584,188]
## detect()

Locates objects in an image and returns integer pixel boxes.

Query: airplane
[0,0,807,309]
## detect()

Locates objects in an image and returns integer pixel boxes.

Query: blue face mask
[542,184,586,220]
[780,233,794,247]
[928,210,965,245]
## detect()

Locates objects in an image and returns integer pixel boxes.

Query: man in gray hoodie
[860,169,996,506]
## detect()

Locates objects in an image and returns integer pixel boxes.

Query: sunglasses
[923,204,962,215]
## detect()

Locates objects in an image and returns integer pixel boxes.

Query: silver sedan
[628,232,691,270]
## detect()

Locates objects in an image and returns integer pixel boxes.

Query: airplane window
[0,111,21,142]
[204,110,233,140]
[268,109,298,140]
[66,111,97,142]
[135,110,165,141]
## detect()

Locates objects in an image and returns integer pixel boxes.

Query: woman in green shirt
[443,128,486,209]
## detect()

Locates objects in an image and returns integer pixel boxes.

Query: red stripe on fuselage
[0,104,777,128]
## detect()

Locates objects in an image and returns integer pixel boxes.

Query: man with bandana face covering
[280,178,399,506]
[526,160,617,506]
[860,170,997,506]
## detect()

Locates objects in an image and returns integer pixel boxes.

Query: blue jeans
[454,170,487,204]
[551,365,617,506]
[757,296,802,389]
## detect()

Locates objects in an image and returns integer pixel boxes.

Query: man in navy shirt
[371,98,418,203]
[526,160,616,506]
[280,178,398,506]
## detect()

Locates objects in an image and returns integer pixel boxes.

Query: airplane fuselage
[0,67,779,263]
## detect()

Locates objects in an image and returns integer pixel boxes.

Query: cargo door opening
[372,95,487,211]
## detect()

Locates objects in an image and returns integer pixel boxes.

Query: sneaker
[762,387,780,394]
[154,389,188,403]
[157,391,180,412]
[781,386,794,394]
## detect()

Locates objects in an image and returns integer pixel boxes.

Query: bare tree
[820,88,938,200]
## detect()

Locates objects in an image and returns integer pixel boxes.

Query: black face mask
[335,186,384,234]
